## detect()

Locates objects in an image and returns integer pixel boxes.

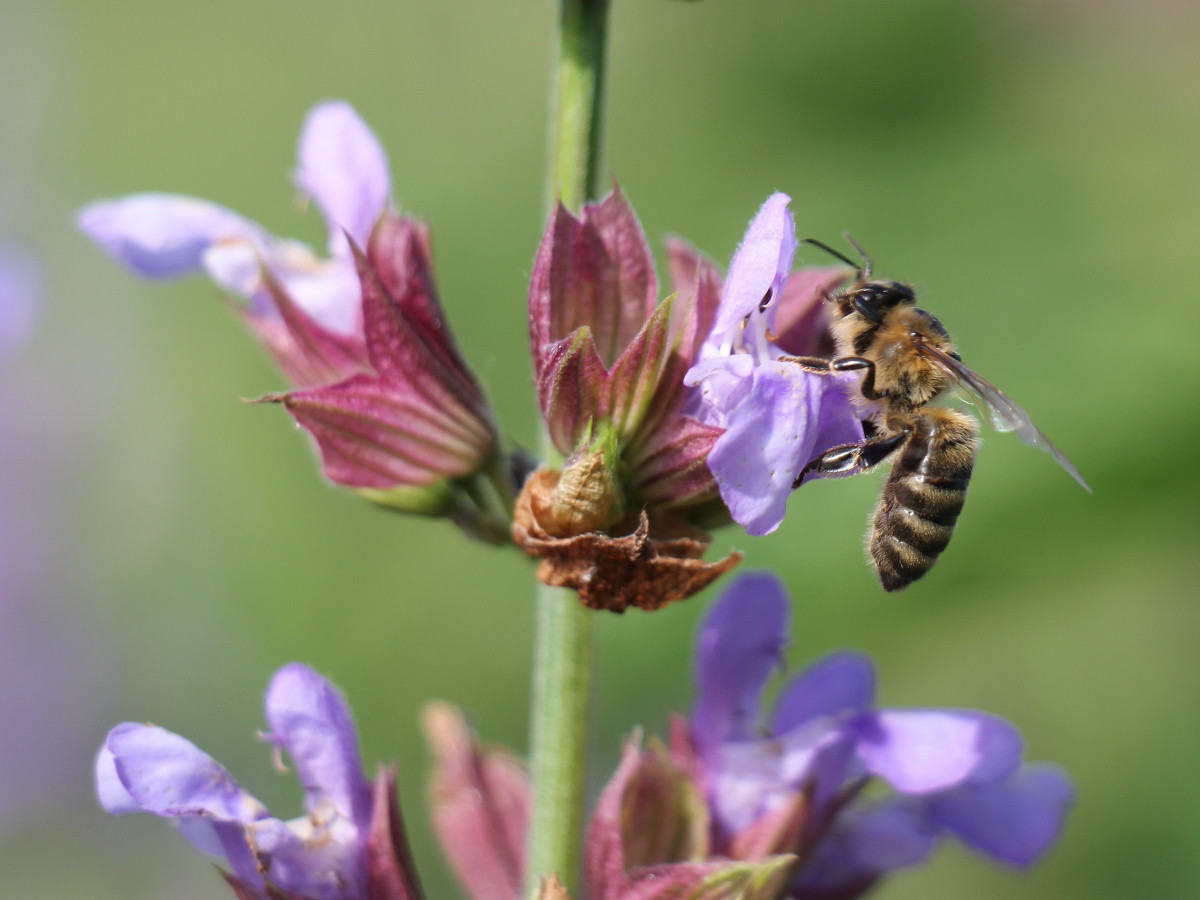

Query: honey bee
[784,237,1090,591]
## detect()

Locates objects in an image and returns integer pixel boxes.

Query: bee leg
[829,356,881,400]
[792,429,909,488]
[780,354,883,401]
[778,355,832,373]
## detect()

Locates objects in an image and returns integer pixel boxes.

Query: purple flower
[268,216,500,505]
[684,194,863,536]
[95,663,423,900]
[77,100,387,387]
[688,573,1073,898]
[78,102,503,524]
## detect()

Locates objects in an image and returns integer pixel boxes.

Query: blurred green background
[1,0,1197,897]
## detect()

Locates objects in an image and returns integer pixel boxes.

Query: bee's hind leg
[792,428,909,488]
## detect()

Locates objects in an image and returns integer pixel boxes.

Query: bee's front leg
[780,354,882,400]
[792,428,910,488]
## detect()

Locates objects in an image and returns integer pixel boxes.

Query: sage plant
[80,3,1073,899]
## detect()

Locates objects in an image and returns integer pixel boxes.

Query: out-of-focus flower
[261,213,503,532]
[0,240,115,833]
[95,663,424,900]
[684,194,863,537]
[78,102,507,531]
[77,101,383,386]
[0,241,40,357]
[423,702,794,900]
[680,572,1073,898]
[419,574,1070,900]
[422,702,530,900]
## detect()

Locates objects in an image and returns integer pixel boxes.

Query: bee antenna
[802,238,862,273]
[842,232,873,279]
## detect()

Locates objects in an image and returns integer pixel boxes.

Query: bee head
[801,236,916,324]
[847,280,916,324]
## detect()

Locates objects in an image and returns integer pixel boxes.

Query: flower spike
[520,188,867,609]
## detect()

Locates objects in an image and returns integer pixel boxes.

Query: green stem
[528,2,609,897]
[527,581,594,898]
[546,0,609,212]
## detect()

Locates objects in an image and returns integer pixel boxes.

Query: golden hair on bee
[782,236,1089,591]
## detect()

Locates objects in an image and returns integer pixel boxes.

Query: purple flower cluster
[78,103,502,525]
[690,573,1072,897]
[77,105,869,551]
[96,664,420,900]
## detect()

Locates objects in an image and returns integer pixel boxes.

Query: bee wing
[918,342,1091,492]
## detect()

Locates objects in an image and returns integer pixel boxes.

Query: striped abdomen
[869,409,980,591]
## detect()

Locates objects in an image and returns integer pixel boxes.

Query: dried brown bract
[513,468,741,613]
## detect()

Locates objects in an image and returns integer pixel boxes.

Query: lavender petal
[104,722,268,822]
[794,800,936,897]
[708,193,795,340]
[928,763,1074,866]
[707,362,862,536]
[769,652,876,735]
[295,100,392,254]
[851,710,1024,795]
[692,572,789,755]
[94,743,141,815]
[76,193,266,278]
[263,663,372,831]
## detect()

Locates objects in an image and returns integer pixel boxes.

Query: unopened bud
[547,429,622,536]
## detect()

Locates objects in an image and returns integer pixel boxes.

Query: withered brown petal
[513,469,741,613]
